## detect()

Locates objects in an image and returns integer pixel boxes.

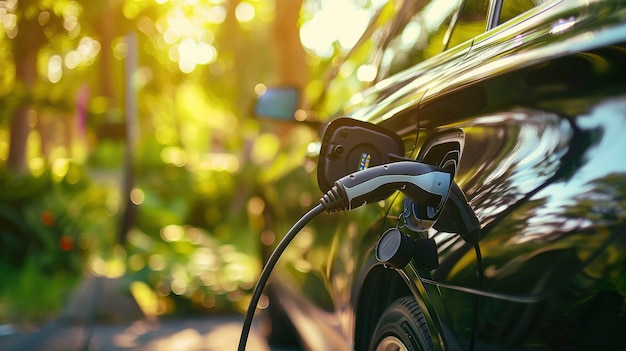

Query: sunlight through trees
[0,0,383,321]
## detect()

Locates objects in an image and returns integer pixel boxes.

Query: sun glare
[300,0,383,57]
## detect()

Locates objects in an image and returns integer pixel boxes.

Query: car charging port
[376,228,439,270]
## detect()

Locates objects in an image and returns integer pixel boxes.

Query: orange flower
[42,211,54,227]
[59,235,74,251]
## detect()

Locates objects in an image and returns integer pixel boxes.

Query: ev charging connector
[238,160,453,351]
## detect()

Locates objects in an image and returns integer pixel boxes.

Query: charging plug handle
[321,161,452,213]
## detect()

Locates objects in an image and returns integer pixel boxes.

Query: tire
[369,296,435,351]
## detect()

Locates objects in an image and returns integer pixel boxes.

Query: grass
[0,258,80,326]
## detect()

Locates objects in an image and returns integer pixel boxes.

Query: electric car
[253,0,626,350]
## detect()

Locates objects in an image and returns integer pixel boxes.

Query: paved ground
[0,315,293,351]
[0,276,301,351]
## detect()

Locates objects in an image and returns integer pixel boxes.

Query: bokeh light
[300,0,380,57]
[0,0,387,323]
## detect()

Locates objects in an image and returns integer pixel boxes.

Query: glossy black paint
[263,0,626,350]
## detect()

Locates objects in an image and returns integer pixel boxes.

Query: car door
[410,0,626,348]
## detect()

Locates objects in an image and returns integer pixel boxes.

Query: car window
[315,0,397,117]
[377,0,464,80]
[317,0,465,117]
[447,0,491,49]
[499,0,549,25]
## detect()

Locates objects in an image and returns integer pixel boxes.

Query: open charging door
[317,117,405,193]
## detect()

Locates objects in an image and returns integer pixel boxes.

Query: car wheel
[369,296,435,351]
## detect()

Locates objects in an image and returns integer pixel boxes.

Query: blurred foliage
[0,257,79,324]
[0,164,114,269]
[0,162,117,322]
[0,0,379,323]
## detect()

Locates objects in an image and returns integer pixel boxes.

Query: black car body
[255,0,626,349]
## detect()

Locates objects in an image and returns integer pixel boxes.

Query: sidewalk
[0,315,278,351]
[0,276,298,351]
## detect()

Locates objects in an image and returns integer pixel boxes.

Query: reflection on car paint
[258,0,626,349]
[420,96,626,347]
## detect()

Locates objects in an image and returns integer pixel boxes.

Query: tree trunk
[7,107,31,173]
[6,50,38,173]
[273,0,307,87]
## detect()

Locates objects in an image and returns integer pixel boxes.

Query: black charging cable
[238,203,325,350]
[237,161,452,351]
[443,182,483,351]
[469,242,483,351]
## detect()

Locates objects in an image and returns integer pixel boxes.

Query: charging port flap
[317,117,405,192]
